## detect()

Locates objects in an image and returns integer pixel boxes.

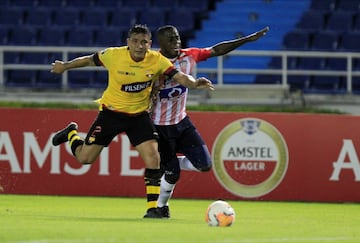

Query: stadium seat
[339,32,360,51]
[66,28,94,46]
[81,9,109,28]
[282,31,310,50]
[68,71,94,88]
[296,11,326,31]
[288,75,310,91]
[37,0,65,7]
[53,8,80,27]
[8,0,36,7]
[5,70,36,87]
[311,31,338,51]
[21,53,49,64]
[309,0,336,11]
[94,28,124,47]
[326,11,354,32]
[151,0,178,11]
[8,27,37,45]
[336,0,360,11]
[138,9,166,31]
[326,58,347,71]
[4,52,21,64]
[0,8,24,27]
[122,0,150,10]
[167,10,195,32]
[308,76,342,93]
[66,0,95,8]
[38,28,66,46]
[178,0,209,13]
[298,57,326,70]
[0,27,8,45]
[36,71,62,89]
[24,8,53,27]
[91,71,108,89]
[93,0,121,8]
[109,9,137,31]
[254,75,281,84]
[352,76,360,93]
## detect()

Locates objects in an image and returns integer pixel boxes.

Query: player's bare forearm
[173,72,214,90]
[210,26,269,56]
[51,55,95,74]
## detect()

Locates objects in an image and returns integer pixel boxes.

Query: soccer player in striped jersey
[153,25,269,218]
[50,24,214,218]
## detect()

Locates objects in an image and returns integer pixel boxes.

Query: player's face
[158,29,181,58]
[127,33,152,62]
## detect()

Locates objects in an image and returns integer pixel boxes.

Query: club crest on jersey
[159,85,187,100]
[145,70,154,78]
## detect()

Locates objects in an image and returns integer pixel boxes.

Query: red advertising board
[1,108,360,202]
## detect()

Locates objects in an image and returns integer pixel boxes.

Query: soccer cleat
[52,122,78,146]
[143,208,163,219]
[157,206,170,218]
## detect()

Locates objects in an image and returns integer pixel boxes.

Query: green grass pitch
[0,195,359,243]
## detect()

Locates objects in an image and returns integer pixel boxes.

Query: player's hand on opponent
[196,77,215,91]
[51,60,67,74]
[248,26,270,41]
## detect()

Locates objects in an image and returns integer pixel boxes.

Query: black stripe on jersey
[165,67,179,79]
[93,52,103,66]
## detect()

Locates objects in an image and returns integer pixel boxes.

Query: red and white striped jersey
[151,48,212,125]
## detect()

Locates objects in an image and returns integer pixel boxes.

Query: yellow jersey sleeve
[95,47,176,114]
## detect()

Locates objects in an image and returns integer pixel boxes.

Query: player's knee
[198,163,212,172]
[165,172,180,184]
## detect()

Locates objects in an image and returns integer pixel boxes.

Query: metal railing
[1,46,360,93]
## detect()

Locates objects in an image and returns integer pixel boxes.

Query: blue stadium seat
[288,75,310,91]
[254,75,281,84]
[8,27,37,45]
[81,9,109,28]
[36,71,62,88]
[109,9,137,31]
[24,8,53,27]
[4,52,21,64]
[122,0,150,10]
[66,0,95,8]
[0,27,9,45]
[91,71,108,89]
[354,13,360,31]
[309,0,336,11]
[282,31,310,50]
[326,58,347,71]
[0,8,24,26]
[167,10,195,32]
[138,9,166,31]
[93,0,121,8]
[5,70,36,87]
[151,0,178,11]
[68,71,94,88]
[296,11,326,31]
[9,0,36,7]
[178,0,209,13]
[337,0,360,11]
[38,27,66,46]
[298,57,326,70]
[308,76,342,93]
[311,31,339,51]
[21,53,49,64]
[352,76,360,93]
[326,11,354,32]
[53,8,80,27]
[66,28,94,46]
[339,32,360,51]
[37,0,65,7]
[94,28,124,47]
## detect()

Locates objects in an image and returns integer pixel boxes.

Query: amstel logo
[212,118,288,198]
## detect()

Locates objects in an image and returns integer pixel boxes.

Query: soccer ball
[205,200,235,227]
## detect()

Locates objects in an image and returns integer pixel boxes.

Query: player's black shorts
[85,107,158,147]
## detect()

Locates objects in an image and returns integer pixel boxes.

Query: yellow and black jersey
[94,46,178,114]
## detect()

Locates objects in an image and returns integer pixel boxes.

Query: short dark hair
[156,25,176,38]
[128,24,152,38]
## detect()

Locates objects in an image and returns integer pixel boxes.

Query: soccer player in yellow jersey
[50,24,214,218]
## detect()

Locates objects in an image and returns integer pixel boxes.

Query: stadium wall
[0,108,359,202]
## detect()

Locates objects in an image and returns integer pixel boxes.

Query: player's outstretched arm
[51,54,96,74]
[173,72,214,90]
[210,26,270,57]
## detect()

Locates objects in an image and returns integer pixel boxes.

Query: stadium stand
[0,0,359,96]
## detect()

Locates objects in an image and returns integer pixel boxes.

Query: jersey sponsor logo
[212,118,289,198]
[121,80,152,93]
[158,85,187,100]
